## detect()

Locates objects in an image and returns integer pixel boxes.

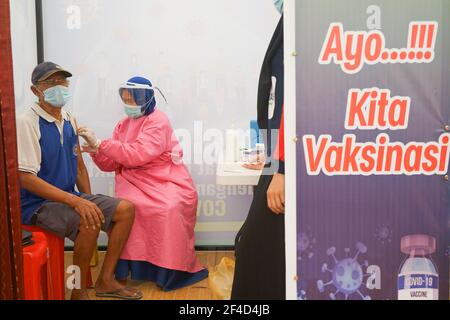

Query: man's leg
[95,200,140,297]
[71,221,100,300]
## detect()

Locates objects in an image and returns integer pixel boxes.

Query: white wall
[39,0,280,246]
[10,0,37,113]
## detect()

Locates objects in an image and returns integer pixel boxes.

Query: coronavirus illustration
[374,225,392,245]
[297,279,308,300]
[297,290,307,300]
[317,242,372,300]
[297,228,316,261]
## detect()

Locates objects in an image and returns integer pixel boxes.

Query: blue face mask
[124,105,144,119]
[43,85,71,108]
[274,0,284,14]
[123,96,155,119]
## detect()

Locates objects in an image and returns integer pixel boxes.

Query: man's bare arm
[19,172,104,228]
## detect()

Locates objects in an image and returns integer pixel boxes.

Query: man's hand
[19,172,104,229]
[68,196,105,230]
[78,127,101,152]
[267,173,285,214]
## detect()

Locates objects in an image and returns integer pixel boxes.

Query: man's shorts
[31,193,122,242]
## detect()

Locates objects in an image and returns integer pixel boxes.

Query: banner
[293,0,449,300]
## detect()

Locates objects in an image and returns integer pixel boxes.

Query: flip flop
[121,286,142,295]
[96,287,143,300]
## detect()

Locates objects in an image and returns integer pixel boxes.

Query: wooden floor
[64,251,234,300]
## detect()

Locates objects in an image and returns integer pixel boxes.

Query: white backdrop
[17,0,280,246]
[10,0,37,113]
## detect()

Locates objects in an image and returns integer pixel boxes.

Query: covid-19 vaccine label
[398,274,438,300]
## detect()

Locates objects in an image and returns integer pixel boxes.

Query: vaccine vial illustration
[398,234,439,300]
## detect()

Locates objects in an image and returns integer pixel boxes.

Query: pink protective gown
[91,109,204,273]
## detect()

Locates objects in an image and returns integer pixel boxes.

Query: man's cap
[31,61,72,85]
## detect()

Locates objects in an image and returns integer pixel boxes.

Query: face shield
[118,82,167,107]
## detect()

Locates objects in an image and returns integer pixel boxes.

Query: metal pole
[35,0,44,63]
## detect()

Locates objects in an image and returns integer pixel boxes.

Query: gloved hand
[78,127,101,152]
[81,143,99,154]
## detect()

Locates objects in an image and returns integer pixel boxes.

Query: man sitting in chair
[17,61,143,300]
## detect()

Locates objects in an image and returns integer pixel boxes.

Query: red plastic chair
[22,232,54,300]
[23,225,94,300]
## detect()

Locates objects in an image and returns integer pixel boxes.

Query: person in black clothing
[231,4,286,300]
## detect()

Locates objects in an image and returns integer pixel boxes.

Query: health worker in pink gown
[78,76,208,291]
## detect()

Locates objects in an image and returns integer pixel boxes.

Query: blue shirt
[16,104,80,224]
